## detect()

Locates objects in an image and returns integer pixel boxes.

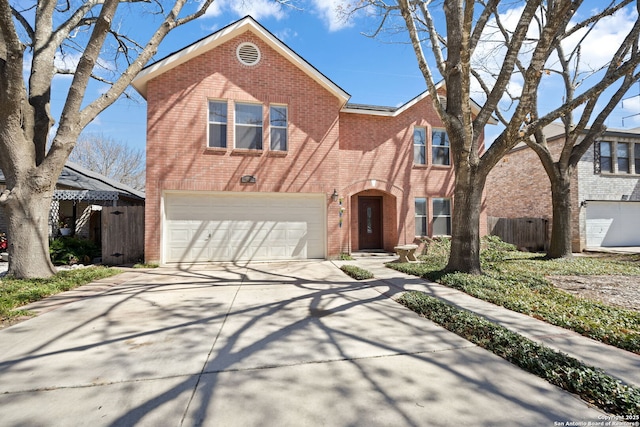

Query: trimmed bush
[340,265,374,280]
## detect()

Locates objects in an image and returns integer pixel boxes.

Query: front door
[358,197,383,250]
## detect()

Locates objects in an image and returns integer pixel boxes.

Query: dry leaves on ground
[548,275,640,312]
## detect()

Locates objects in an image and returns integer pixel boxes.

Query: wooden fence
[487,217,548,251]
[102,206,144,265]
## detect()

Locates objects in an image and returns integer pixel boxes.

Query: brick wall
[144,29,486,262]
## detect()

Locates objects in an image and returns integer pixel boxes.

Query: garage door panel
[164,193,324,263]
[586,201,640,247]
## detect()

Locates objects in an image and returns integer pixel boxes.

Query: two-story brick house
[132,16,488,264]
[486,122,640,251]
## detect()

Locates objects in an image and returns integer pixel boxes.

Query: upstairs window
[432,198,451,236]
[617,142,629,173]
[599,141,613,173]
[208,101,227,148]
[235,103,263,150]
[415,198,427,237]
[635,144,640,174]
[432,129,450,165]
[270,105,288,151]
[414,127,426,165]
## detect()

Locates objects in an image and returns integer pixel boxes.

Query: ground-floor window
[415,198,427,236]
[432,198,451,236]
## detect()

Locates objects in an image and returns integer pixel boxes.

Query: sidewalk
[333,255,640,388]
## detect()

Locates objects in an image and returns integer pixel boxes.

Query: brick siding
[145,30,487,262]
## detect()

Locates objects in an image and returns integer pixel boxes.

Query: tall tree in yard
[0,0,293,278]
[524,4,640,258]
[352,0,640,273]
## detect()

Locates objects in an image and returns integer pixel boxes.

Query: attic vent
[236,42,261,66]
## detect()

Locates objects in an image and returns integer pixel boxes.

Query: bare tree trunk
[547,173,573,259]
[4,185,56,278]
[445,164,485,274]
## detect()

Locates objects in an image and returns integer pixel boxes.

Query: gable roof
[131,16,350,106]
[131,16,494,123]
[0,161,145,201]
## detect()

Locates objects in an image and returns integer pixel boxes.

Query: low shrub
[397,291,640,415]
[50,237,100,265]
[340,265,374,280]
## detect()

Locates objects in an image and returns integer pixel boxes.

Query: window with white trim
[432,129,450,165]
[599,141,613,173]
[235,103,263,150]
[270,105,287,151]
[415,198,427,237]
[414,127,426,165]
[208,100,227,148]
[432,198,451,236]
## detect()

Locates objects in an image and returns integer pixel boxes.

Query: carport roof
[0,161,145,201]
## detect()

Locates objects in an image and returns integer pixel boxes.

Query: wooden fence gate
[487,217,548,251]
[102,206,144,265]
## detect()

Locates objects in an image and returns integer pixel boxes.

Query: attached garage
[585,201,640,247]
[163,192,325,263]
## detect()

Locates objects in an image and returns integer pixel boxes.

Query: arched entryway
[350,189,398,253]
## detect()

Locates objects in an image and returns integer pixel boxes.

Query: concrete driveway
[0,261,604,426]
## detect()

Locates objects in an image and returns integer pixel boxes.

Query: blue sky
[60,0,640,154]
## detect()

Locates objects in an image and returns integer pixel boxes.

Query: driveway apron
[0,261,605,426]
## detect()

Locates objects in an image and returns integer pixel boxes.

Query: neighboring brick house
[131,16,488,264]
[486,122,640,251]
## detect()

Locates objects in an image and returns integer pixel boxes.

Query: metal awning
[53,190,119,202]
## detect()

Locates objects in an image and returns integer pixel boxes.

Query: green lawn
[1,266,121,325]
[388,237,640,354]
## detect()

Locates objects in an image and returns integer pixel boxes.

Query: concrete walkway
[0,260,626,426]
[335,255,640,388]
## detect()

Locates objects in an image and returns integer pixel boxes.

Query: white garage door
[164,192,325,263]
[586,201,640,247]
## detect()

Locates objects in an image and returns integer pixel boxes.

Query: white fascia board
[131,17,350,106]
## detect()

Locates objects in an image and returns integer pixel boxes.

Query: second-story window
[600,141,613,173]
[414,127,426,165]
[617,142,629,173]
[270,105,288,151]
[635,144,640,174]
[208,100,227,148]
[235,103,263,150]
[432,129,450,165]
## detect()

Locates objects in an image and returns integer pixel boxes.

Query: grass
[397,291,640,415]
[340,264,374,280]
[388,237,640,354]
[1,266,121,323]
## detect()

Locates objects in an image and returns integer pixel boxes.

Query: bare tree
[351,0,640,273]
[0,0,294,278]
[524,4,640,258]
[69,134,145,191]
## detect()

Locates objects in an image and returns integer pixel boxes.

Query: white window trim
[431,128,451,166]
[208,99,228,149]
[234,102,264,150]
[415,197,428,237]
[414,127,427,165]
[269,104,288,152]
[432,197,452,236]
